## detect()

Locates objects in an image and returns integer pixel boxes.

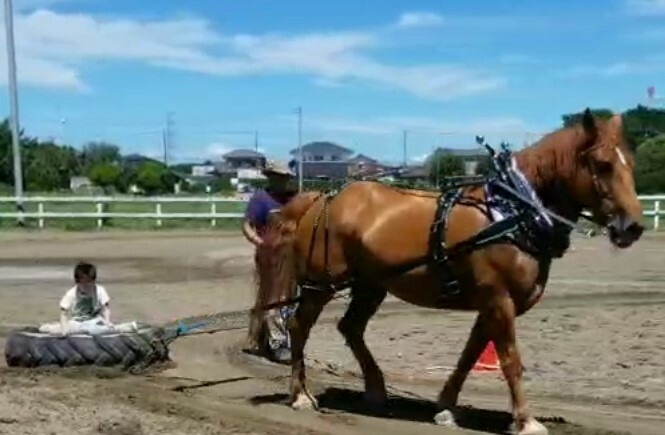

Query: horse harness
[290,142,591,304]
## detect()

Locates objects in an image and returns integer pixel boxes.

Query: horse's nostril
[627,222,644,238]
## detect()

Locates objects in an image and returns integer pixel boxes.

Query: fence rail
[0,196,247,228]
[0,195,661,230]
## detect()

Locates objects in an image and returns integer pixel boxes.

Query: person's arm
[59,288,74,335]
[97,285,112,323]
[242,220,263,246]
[242,193,265,246]
[60,309,70,335]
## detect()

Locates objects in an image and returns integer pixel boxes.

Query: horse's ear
[581,108,597,138]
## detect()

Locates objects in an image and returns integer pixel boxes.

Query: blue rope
[175,320,209,336]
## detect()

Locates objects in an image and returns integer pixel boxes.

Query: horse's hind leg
[337,284,388,408]
[434,313,490,427]
[289,287,332,411]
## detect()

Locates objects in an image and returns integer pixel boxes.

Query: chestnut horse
[262,109,644,435]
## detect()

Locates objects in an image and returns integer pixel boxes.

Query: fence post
[211,201,216,227]
[156,202,162,227]
[654,200,660,231]
[96,202,103,229]
[38,202,44,229]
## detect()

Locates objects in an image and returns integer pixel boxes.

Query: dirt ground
[0,230,664,435]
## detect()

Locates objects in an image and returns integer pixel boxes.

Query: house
[70,176,93,191]
[346,153,379,174]
[290,141,354,162]
[288,141,356,180]
[191,164,216,177]
[213,149,266,179]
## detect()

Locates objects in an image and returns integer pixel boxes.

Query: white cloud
[559,60,665,78]
[624,0,665,15]
[0,8,502,100]
[394,12,444,29]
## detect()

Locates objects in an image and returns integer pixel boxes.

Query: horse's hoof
[516,417,549,435]
[434,409,458,428]
[291,392,318,411]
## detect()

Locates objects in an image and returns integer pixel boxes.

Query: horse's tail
[247,191,324,349]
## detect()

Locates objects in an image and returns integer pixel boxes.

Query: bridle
[580,145,618,228]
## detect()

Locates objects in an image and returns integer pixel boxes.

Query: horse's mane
[514,125,589,190]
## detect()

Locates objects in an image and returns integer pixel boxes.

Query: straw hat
[262,160,295,177]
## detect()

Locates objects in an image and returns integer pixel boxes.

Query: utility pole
[402,129,408,167]
[295,106,303,192]
[254,130,259,153]
[163,112,174,166]
[4,0,23,225]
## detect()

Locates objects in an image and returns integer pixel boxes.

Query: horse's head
[575,108,644,248]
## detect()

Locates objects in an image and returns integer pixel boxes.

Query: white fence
[0,195,661,230]
[0,196,246,229]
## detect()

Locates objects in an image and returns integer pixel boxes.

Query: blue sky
[0,0,664,164]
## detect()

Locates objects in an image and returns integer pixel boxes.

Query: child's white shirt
[59,284,110,321]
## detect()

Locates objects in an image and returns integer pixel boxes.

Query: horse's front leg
[490,295,548,435]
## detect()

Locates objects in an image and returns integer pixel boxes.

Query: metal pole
[297,106,303,192]
[4,0,24,225]
[402,129,408,167]
[254,130,259,153]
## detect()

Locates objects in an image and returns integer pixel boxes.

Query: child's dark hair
[74,261,97,282]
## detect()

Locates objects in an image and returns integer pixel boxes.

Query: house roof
[222,148,265,159]
[289,141,353,156]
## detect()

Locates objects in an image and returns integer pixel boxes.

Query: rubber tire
[4,326,171,369]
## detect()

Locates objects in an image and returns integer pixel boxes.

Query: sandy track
[0,231,664,434]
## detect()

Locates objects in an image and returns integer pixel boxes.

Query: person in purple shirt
[243,160,297,364]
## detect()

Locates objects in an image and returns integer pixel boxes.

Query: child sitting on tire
[58,261,112,335]
[39,262,139,336]
[39,261,113,335]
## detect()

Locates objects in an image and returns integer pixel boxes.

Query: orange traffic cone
[473,341,500,372]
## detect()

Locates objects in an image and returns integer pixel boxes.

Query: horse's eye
[596,161,613,174]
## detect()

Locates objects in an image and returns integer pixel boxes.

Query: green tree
[88,162,122,194]
[561,105,665,152]
[634,135,665,194]
[23,141,80,191]
[79,141,122,173]
[135,161,173,195]
[561,108,614,128]
[427,153,465,186]
[621,105,665,151]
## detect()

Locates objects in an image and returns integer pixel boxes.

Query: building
[213,149,266,180]
[288,141,356,179]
